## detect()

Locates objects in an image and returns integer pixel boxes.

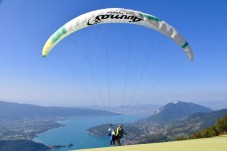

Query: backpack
[118,128,124,138]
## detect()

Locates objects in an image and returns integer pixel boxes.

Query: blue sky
[0,0,227,108]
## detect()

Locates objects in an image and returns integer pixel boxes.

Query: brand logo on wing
[87,11,143,25]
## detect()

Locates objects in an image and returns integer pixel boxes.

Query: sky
[0,0,227,109]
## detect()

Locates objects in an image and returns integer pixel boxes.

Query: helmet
[118,124,122,128]
[108,128,111,131]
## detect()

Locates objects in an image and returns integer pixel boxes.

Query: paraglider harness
[116,127,124,139]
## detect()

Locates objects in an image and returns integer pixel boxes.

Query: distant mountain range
[81,104,161,114]
[0,101,117,119]
[110,104,161,114]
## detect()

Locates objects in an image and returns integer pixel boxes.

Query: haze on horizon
[0,0,227,109]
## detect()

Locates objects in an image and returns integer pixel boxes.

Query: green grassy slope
[72,135,227,151]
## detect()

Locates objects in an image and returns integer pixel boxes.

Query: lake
[34,114,147,151]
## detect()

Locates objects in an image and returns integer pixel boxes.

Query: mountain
[132,108,227,144]
[0,101,117,119]
[127,107,227,144]
[144,101,212,123]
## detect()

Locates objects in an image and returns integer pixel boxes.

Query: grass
[71,135,227,151]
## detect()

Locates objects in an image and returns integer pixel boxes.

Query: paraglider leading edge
[42,8,194,61]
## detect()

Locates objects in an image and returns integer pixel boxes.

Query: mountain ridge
[0,100,117,119]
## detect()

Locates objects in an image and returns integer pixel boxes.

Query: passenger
[107,128,116,146]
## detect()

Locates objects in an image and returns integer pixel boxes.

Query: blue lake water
[34,114,147,151]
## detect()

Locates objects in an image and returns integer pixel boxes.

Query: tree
[200,127,217,138]
[190,114,227,139]
[215,115,227,134]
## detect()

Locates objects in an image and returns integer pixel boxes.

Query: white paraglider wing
[42,8,194,61]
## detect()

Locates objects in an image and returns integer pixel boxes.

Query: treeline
[177,114,227,140]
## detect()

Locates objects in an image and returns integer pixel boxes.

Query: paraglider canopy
[42,8,194,61]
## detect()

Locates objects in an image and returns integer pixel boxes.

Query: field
[72,135,227,151]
